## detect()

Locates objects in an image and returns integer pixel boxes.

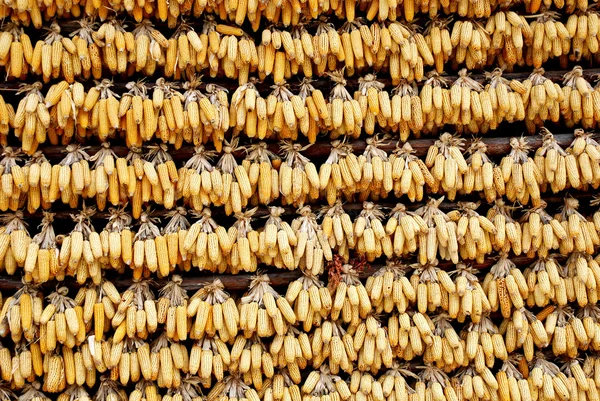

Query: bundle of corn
[519,201,567,258]
[390,80,424,140]
[561,66,595,128]
[58,206,102,282]
[0,283,39,342]
[243,143,280,206]
[520,69,562,131]
[228,208,260,273]
[23,211,57,283]
[462,316,507,367]
[80,80,120,143]
[310,319,355,371]
[389,142,432,202]
[328,259,371,321]
[39,286,83,351]
[326,70,363,138]
[483,253,528,319]
[413,197,458,265]
[526,12,570,69]
[285,271,331,325]
[426,132,468,199]
[77,278,121,340]
[0,147,25,211]
[215,138,253,214]
[562,252,600,306]
[500,137,543,206]
[301,366,351,401]
[292,206,333,275]
[523,256,565,307]
[239,274,296,337]
[0,211,31,273]
[320,202,354,260]
[566,129,600,188]
[99,206,134,271]
[483,69,525,130]
[112,279,157,338]
[14,82,49,155]
[319,140,359,205]
[182,208,231,272]
[207,372,261,401]
[258,206,298,270]
[557,197,599,255]
[187,278,239,341]
[356,75,391,136]
[366,259,414,313]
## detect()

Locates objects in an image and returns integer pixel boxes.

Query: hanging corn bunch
[520,201,567,258]
[354,201,392,260]
[308,319,353,373]
[415,365,461,401]
[356,75,390,136]
[422,313,465,369]
[389,142,433,202]
[100,206,134,271]
[450,20,490,69]
[487,11,529,70]
[301,366,351,401]
[157,275,188,341]
[164,376,205,401]
[279,141,320,207]
[500,137,543,206]
[131,211,172,278]
[54,144,90,206]
[483,253,528,319]
[165,23,203,78]
[80,80,120,143]
[47,81,84,144]
[183,208,231,272]
[483,69,525,130]
[215,138,253,215]
[285,271,331,327]
[426,132,468,199]
[292,206,332,275]
[328,258,371,321]
[318,140,358,205]
[160,208,191,271]
[414,197,457,265]
[561,66,595,128]
[353,313,394,370]
[410,261,456,313]
[563,252,600,307]
[566,128,600,188]
[262,82,306,141]
[447,201,496,263]
[424,18,453,73]
[78,278,121,341]
[528,355,571,400]
[447,70,485,132]
[31,23,78,83]
[89,143,120,210]
[118,81,152,146]
[326,70,363,138]
[534,128,570,193]
[557,197,598,255]
[131,20,168,75]
[112,279,157,339]
[420,72,450,134]
[0,147,25,212]
[179,146,218,210]
[58,206,102,282]
[181,77,227,149]
[320,201,355,260]
[228,208,259,273]
[487,199,522,254]
[187,278,239,341]
[265,369,302,401]
[151,79,184,148]
[244,143,280,206]
[142,144,179,209]
[358,135,393,198]
[40,287,84,352]
[366,259,414,314]
[24,211,57,284]
[0,283,41,342]
[258,206,297,270]
[523,256,565,308]
[230,81,266,139]
[527,12,570,68]
[390,80,424,141]
[190,334,229,385]
[449,263,490,322]
[462,139,499,201]
[148,334,187,388]
[0,211,31,273]
[14,82,49,155]
[239,274,296,337]
[520,69,562,130]
[461,316,507,367]
[495,357,533,401]
[453,364,499,401]
[386,203,425,258]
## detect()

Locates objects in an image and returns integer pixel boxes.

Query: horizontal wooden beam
[0,255,541,291]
